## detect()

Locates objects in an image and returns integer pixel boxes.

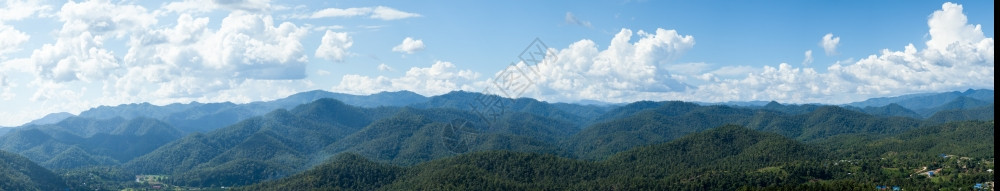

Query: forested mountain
[0,117,183,169]
[853,103,923,119]
[124,98,374,186]
[0,150,70,191]
[566,102,922,160]
[19,90,429,135]
[243,122,993,190]
[0,89,993,189]
[847,89,993,115]
[925,104,995,124]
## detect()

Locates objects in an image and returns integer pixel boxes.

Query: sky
[0,0,994,126]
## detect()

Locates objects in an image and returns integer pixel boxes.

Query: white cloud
[162,0,272,13]
[315,30,353,62]
[687,2,993,103]
[310,7,371,18]
[802,50,813,65]
[377,63,393,71]
[0,0,51,22]
[522,28,695,102]
[663,62,710,76]
[332,61,481,95]
[0,24,29,57]
[392,37,425,54]
[370,6,421,20]
[28,0,157,82]
[821,33,840,55]
[307,6,420,20]
[564,12,592,28]
[118,11,309,100]
[316,69,330,76]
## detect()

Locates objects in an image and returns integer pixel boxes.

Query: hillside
[0,117,183,169]
[0,150,69,191]
[243,122,994,190]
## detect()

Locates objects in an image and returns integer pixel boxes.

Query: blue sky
[0,0,994,126]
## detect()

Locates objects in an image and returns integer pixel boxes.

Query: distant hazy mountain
[62,90,429,133]
[847,89,993,111]
[24,112,75,126]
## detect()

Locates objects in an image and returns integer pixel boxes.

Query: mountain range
[0,89,993,190]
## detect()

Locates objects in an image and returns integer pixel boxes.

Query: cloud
[926,2,988,52]
[28,0,157,82]
[117,11,308,100]
[332,61,481,95]
[521,28,695,102]
[308,6,420,20]
[802,50,813,65]
[315,30,353,62]
[687,2,993,103]
[310,7,371,18]
[162,0,272,13]
[821,33,840,55]
[0,0,51,22]
[370,6,422,20]
[392,37,425,54]
[564,12,592,28]
[0,24,29,57]
[377,63,393,71]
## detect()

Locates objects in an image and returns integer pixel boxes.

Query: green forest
[0,90,994,190]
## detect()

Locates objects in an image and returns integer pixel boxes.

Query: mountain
[242,126,822,190]
[124,98,374,187]
[917,96,992,117]
[925,104,995,124]
[0,150,70,191]
[126,96,585,187]
[852,103,922,119]
[566,102,922,160]
[410,91,604,127]
[244,121,994,190]
[316,107,578,165]
[847,89,994,112]
[64,90,428,134]
[24,112,75,126]
[0,117,183,169]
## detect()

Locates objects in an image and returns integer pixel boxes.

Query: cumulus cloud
[802,50,813,65]
[28,0,157,82]
[0,24,29,57]
[315,30,353,62]
[564,12,592,28]
[687,2,993,103]
[392,37,425,54]
[821,33,840,55]
[118,11,309,100]
[332,61,480,95]
[520,28,695,102]
[0,0,51,22]
[308,6,420,20]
